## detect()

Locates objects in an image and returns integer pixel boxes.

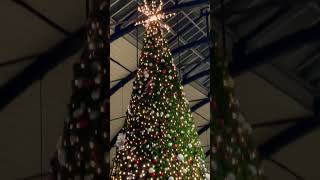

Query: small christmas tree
[210,37,265,179]
[111,0,209,179]
[50,2,109,179]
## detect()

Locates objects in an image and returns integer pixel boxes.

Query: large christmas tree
[50,1,109,179]
[111,0,209,179]
[209,24,265,180]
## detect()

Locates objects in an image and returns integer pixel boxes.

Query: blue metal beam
[183,61,202,74]
[111,97,210,149]
[165,0,208,12]
[259,97,320,158]
[112,21,320,97]
[0,54,39,68]
[172,37,209,55]
[206,98,320,159]
[240,6,290,43]
[182,70,210,85]
[183,57,208,77]
[180,53,209,70]
[198,113,320,159]
[198,122,210,135]
[12,0,71,36]
[259,116,320,158]
[268,158,305,180]
[297,47,320,75]
[111,23,136,42]
[205,149,210,157]
[0,28,85,111]
[191,98,210,112]
[252,117,309,128]
[110,0,209,43]
[168,13,206,45]
[231,21,320,77]
[110,70,137,95]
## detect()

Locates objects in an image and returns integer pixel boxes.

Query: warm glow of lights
[135,0,175,31]
[111,0,209,179]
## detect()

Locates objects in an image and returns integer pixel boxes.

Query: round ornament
[205,173,210,180]
[148,167,155,174]
[177,154,184,162]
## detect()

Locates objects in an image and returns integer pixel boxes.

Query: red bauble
[152,159,157,164]
[134,159,140,165]
[211,100,217,110]
[151,172,156,177]
[78,119,88,128]
[219,118,224,127]
[159,171,164,176]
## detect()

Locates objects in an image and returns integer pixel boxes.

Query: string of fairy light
[135,0,175,31]
[111,0,209,179]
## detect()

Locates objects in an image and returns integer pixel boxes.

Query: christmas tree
[50,2,109,179]
[111,0,209,179]
[210,36,265,179]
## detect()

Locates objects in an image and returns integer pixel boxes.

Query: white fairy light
[135,0,175,31]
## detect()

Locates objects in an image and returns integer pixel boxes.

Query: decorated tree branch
[111,0,209,179]
[209,24,266,180]
[50,2,109,180]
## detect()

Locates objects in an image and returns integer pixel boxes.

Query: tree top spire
[135,0,175,31]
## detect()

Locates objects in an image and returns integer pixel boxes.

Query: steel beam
[258,97,319,158]
[231,21,320,77]
[0,54,39,68]
[166,0,208,13]
[112,20,320,98]
[111,23,137,42]
[219,0,279,21]
[168,13,206,44]
[205,149,210,157]
[240,6,290,43]
[182,70,210,85]
[191,98,210,112]
[252,117,310,128]
[110,70,137,95]
[110,0,209,42]
[184,58,208,77]
[12,0,71,36]
[199,114,320,160]
[168,0,207,36]
[0,28,85,111]
[181,55,209,73]
[259,116,320,158]
[296,46,320,73]
[171,37,209,55]
[198,121,210,135]
[268,158,305,180]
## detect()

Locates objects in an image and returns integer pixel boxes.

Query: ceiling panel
[0,1,64,62]
[273,128,320,180]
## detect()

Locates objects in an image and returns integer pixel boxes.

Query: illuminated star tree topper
[135,0,175,31]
